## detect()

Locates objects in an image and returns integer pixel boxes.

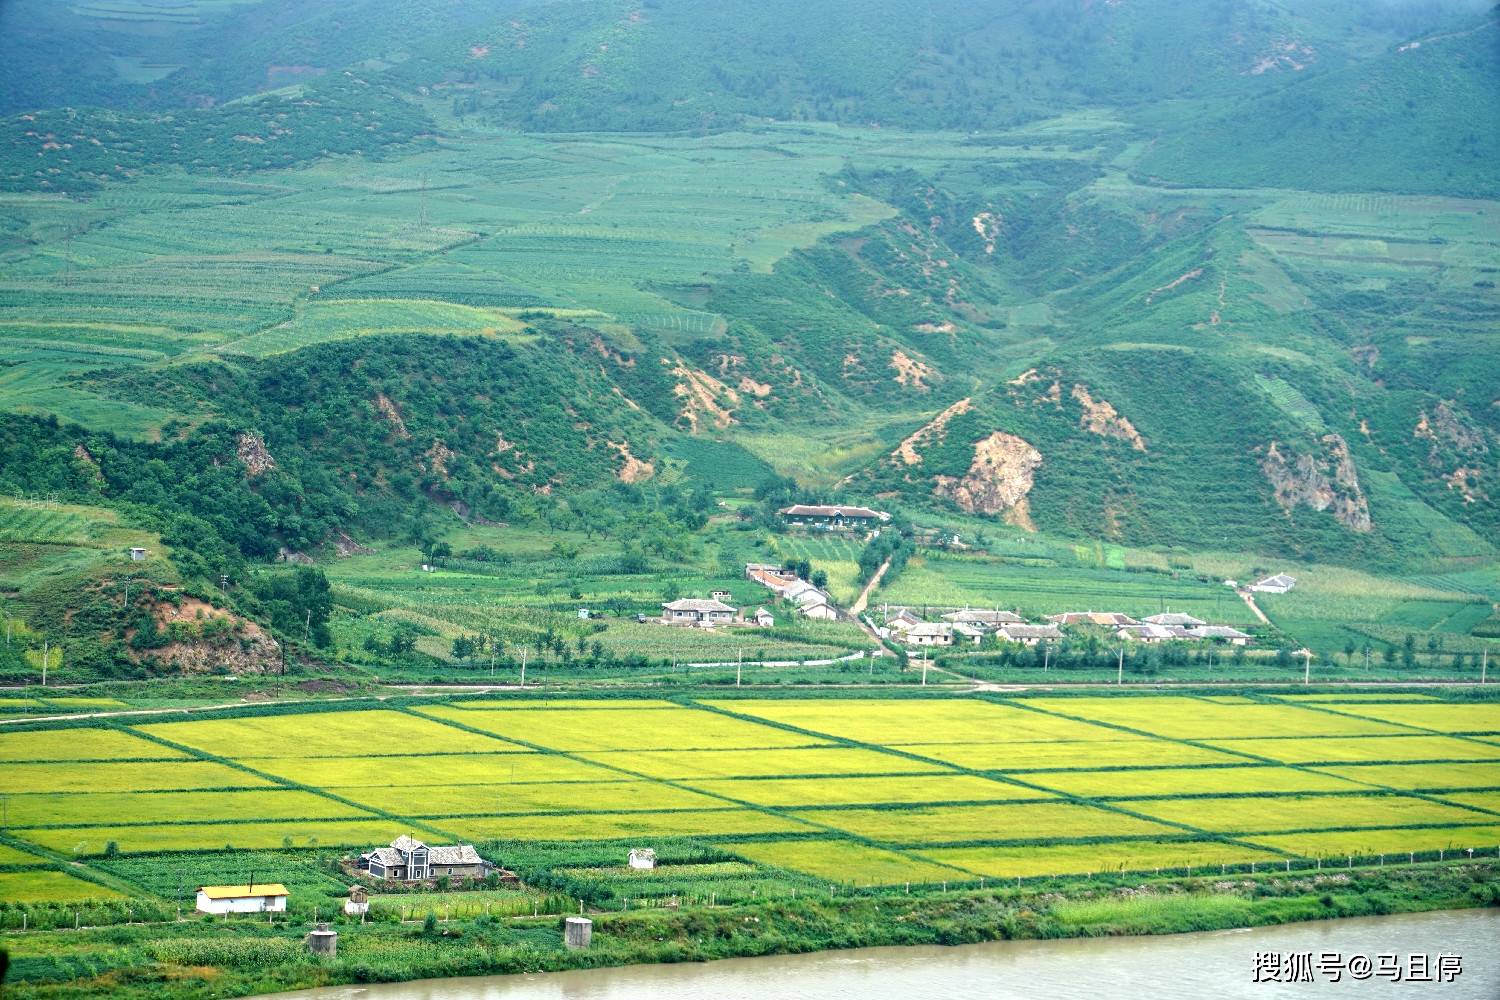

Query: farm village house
[358,835,490,883]
[744,563,840,620]
[196,883,288,915]
[779,504,890,531]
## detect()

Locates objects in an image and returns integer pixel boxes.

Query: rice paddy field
[1,692,1497,905]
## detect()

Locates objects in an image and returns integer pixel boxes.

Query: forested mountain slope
[0,0,1495,589]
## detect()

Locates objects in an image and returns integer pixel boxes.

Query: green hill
[0,0,1496,667]
[1135,17,1500,199]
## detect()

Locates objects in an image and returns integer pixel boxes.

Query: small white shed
[344,885,369,916]
[627,848,657,870]
[196,883,288,915]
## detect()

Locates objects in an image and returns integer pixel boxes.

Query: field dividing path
[849,557,892,616]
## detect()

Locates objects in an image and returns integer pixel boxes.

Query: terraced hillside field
[1,693,1497,897]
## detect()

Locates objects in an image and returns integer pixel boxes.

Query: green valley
[0,1,1497,996]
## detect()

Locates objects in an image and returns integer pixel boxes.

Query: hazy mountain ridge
[0,0,1495,574]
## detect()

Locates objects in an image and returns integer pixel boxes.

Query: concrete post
[307,923,338,957]
[564,915,593,950]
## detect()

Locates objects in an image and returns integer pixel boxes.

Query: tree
[1342,639,1356,666]
[811,569,828,590]
[1401,633,1417,670]
[1383,644,1397,665]
[249,566,333,647]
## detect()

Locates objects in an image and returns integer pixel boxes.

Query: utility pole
[736,648,742,688]
[1483,647,1489,684]
[41,639,49,686]
[1304,648,1312,685]
[1043,643,1050,673]
[921,649,928,686]
[520,649,527,688]
[1116,646,1125,686]
[303,609,311,646]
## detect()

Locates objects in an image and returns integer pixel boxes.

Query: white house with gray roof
[661,597,737,626]
[359,836,489,883]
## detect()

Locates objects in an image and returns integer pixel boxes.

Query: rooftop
[942,609,1025,624]
[200,884,289,899]
[1142,612,1206,627]
[663,598,737,613]
[780,504,890,520]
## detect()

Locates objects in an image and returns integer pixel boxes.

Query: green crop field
[335,780,724,818]
[0,760,275,794]
[321,526,870,671]
[1309,703,1500,734]
[24,819,412,856]
[0,843,43,864]
[690,774,1044,808]
[1,789,374,828]
[140,710,528,758]
[414,705,829,752]
[923,840,1282,879]
[0,870,125,904]
[250,752,622,788]
[723,839,965,884]
[2,694,1498,896]
[797,801,1174,844]
[575,747,948,780]
[1026,765,1362,799]
[905,740,1245,771]
[1026,697,1414,740]
[1127,794,1488,834]
[0,728,187,767]
[715,698,1142,745]
[1204,735,1500,765]
[1247,826,1500,859]
[1320,762,1500,791]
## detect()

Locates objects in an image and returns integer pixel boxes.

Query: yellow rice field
[922,839,1282,878]
[4,695,1499,881]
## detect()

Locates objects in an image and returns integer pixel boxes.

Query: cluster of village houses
[658,564,843,629]
[880,607,1254,649]
[653,501,1288,651]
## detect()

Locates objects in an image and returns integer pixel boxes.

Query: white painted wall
[196,891,287,914]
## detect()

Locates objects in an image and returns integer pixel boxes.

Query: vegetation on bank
[1,860,1495,999]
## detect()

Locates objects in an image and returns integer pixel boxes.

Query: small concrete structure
[196,883,288,915]
[343,885,369,917]
[564,915,593,949]
[628,847,657,870]
[306,922,338,957]
[129,547,147,562]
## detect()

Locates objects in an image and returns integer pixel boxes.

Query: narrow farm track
[1237,588,1271,625]
[849,557,892,616]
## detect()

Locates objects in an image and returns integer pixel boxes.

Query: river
[263,908,1499,1000]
